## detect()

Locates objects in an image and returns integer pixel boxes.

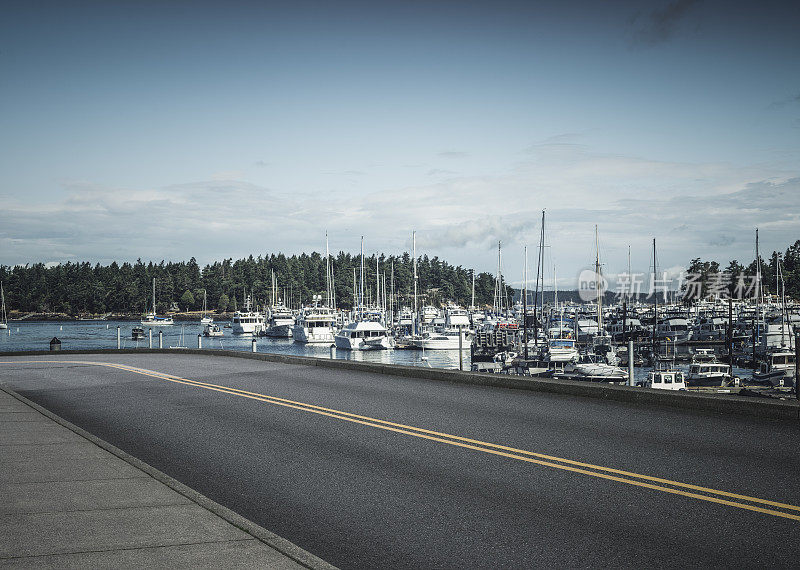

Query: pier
[2,350,799,568]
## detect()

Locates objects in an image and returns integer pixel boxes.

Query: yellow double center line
[3,359,800,522]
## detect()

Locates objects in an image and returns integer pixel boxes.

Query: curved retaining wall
[1,348,798,421]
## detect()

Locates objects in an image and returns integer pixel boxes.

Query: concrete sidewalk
[0,387,332,569]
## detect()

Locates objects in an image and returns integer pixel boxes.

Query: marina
[0,311,783,391]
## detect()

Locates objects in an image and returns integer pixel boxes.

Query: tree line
[0,252,513,315]
[683,239,800,302]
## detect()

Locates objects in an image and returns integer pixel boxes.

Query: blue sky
[1,0,798,288]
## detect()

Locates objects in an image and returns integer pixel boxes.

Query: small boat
[203,323,224,337]
[686,349,733,387]
[561,354,629,382]
[753,347,796,387]
[640,369,687,390]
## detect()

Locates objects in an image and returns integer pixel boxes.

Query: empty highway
[2,353,799,568]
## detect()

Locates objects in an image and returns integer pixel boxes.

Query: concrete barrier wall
[1,348,798,421]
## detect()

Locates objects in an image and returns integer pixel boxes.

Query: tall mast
[326,233,331,308]
[533,210,545,346]
[390,260,395,325]
[595,225,602,332]
[376,254,380,310]
[652,238,658,367]
[413,231,418,323]
[554,266,558,315]
[471,270,475,310]
[755,228,761,346]
[523,245,528,359]
[628,245,632,303]
[152,278,156,315]
[360,236,365,320]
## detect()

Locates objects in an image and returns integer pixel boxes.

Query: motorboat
[561,354,629,382]
[640,369,686,390]
[335,320,394,350]
[655,317,692,342]
[444,304,470,328]
[203,323,224,337]
[410,328,471,350]
[687,351,732,387]
[546,332,579,363]
[293,305,336,344]
[264,303,295,337]
[753,347,796,387]
[231,295,265,335]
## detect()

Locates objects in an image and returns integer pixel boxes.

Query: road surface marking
[3,358,799,522]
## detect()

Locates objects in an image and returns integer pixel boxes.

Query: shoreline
[4,312,234,322]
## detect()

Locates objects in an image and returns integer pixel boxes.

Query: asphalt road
[2,353,799,568]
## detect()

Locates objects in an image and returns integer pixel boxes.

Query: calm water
[0,320,753,382]
[0,320,466,370]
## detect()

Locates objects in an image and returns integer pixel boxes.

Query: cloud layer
[1,143,797,290]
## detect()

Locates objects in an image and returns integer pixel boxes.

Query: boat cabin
[641,370,686,390]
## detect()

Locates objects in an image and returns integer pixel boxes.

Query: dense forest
[2,240,797,315]
[0,252,513,315]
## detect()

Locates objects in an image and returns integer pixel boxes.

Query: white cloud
[1,144,798,290]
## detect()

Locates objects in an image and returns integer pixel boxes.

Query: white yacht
[546,333,579,363]
[410,328,471,350]
[420,305,439,325]
[264,303,295,337]
[335,320,394,350]
[561,354,629,382]
[231,295,265,335]
[293,305,336,344]
[445,305,470,328]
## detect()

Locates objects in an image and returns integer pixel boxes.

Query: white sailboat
[200,290,213,324]
[0,282,8,329]
[141,278,174,325]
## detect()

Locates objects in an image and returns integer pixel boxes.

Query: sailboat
[141,278,174,325]
[0,282,7,330]
[200,290,213,324]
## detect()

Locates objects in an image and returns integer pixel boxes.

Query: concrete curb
[0,383,337,570]
[2,348,799,421]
